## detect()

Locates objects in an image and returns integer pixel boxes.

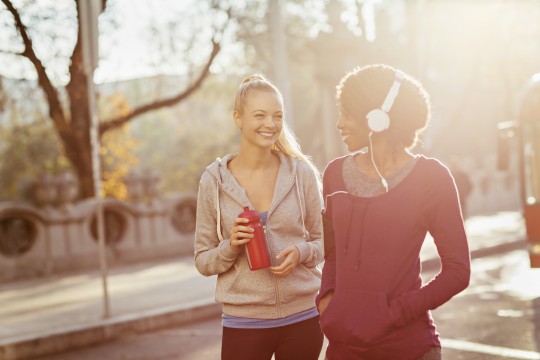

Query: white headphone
[366,70,404,133]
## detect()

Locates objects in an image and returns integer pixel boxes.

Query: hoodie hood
[205,151,299,212]
[203,151,308,241]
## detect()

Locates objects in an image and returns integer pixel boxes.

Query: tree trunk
[61,131,95,199]
[64,62,97,199]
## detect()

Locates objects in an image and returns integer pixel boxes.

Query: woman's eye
[255,114,265,119]
[274,115,283,121]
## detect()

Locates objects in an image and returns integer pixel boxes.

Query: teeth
[259,132,273,137]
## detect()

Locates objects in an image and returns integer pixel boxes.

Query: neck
[235,144,276,170]
[363,133,410,177]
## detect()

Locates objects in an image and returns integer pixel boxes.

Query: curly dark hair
[336,64,431,150]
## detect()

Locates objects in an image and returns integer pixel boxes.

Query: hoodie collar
[206,151,298,211]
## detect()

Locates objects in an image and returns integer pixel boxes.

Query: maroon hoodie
[316,155,470,360]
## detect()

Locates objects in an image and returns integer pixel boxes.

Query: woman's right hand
[318,291,334,315]
[230,217,254,253]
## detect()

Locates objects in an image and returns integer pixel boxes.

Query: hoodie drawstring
[216,180,223,241]
[295,175,308,238]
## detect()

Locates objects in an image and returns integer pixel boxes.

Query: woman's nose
[336,116,344,130]
[265,116,277,128]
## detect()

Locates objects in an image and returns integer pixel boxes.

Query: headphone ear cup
[366,109,390,133]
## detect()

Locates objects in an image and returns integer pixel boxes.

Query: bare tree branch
[0,49,23,56]
[1,0,68,134]
[99,1,232,134]
[100,39,221,134]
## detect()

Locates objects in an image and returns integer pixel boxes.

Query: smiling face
[234,89,284,149]
[336,107,369,152]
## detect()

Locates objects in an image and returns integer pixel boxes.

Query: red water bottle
[238,207,271,270]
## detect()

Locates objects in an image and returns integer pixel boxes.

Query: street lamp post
[78,0,110,318]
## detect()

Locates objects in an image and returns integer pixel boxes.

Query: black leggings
[221,316,324,360]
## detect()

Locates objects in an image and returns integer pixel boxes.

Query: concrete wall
[0,193,197,282]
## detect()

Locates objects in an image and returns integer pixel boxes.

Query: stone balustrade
[0,193,197,282]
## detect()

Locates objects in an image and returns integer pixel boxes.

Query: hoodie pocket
[280,264,321,303]
[320,289,394,346]
[217,258,276,305]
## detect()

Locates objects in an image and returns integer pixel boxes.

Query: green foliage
[0,88,140,201]
[98,92,139,199]
[0,117,68,201]
[101,125,139,200]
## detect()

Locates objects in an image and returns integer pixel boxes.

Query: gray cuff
[219,240,240,261]
[295,242,311,264]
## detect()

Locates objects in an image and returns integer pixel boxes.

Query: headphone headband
[380,70,404,113]
[365,69,404,133]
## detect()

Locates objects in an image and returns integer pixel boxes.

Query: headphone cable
[368,132,389,193]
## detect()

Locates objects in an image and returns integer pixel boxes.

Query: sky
[0,0,218,84]
[94,0,193,83]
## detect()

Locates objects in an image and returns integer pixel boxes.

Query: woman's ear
[233,111,242,129]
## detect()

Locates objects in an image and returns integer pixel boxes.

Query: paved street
[36,315,223,360]
[433,249,540,360]
[0,258,216,341]
[36,247,540,360]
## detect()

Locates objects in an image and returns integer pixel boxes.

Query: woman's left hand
[270,246,300,276]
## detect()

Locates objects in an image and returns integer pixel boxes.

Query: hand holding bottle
[230,217,253,254]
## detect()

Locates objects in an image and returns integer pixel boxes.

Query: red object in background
[524,205,540,268]
[238,207,271,270]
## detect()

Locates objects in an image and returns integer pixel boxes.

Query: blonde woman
[195,74,324,360]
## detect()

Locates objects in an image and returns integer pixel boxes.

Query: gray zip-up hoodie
[194,151,324,319]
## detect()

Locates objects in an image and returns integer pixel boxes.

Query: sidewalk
[0,211,527,360]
